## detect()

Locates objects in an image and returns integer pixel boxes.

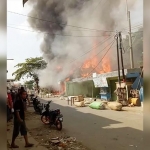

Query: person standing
[7,96,11,131]
[7,90,13,121]
[10,90,34,148]
[18,87,30,111]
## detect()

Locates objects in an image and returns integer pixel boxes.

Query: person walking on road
[10,90,34,148]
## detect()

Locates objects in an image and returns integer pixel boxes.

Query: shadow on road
[38,99,143,150]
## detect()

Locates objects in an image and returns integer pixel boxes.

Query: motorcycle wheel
[56,120,62,131]
[41,115,50,125]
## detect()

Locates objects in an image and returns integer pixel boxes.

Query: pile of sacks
[74,95,85,107]
[89,101,105,110]
[67,95,123,111]
[107,102,122,111]
[88,101,122,111]
[128,97,141,107]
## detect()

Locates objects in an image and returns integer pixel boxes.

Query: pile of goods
[84,98,94,105]
[128,97,141,107]
[107,102,122,111]
[128,89,141,107]
[74,95,85,107]
[74,101,85,107]
[89,101,105,110]
[67,95,124,111]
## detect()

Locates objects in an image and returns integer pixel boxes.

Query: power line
[122,24,143,32]
[123,22,143,29]
[80,39,115,80]
[8,11,115,33]
[69,35,114,64]
[8,23,112,33]
[71,40,114,75]
[7,26,112,37]
[78,39,115,70]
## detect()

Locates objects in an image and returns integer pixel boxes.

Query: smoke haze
[27,0,143,88]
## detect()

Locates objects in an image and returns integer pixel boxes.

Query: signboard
[93,77,108,87]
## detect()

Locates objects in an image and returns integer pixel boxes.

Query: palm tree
[12,57,47,90]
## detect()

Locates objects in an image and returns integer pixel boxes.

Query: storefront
[65,68,141,100]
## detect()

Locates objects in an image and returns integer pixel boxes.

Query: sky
[7,0,143,83]
[7,0,42,82]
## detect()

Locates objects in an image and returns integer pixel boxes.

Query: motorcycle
[29,94,35,104]
[41,101,63,131]
[32,96,43,115]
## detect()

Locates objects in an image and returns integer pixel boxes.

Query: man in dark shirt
[10,90,34,148]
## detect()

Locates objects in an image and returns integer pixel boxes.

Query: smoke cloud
[27,0,142,88]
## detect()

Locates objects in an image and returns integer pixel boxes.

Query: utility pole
[118,32,125,82]
[115,33,121,86]
[126,0,134,68]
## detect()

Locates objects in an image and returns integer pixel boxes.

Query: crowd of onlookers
[7,86,34,148]
[7,87,30,125]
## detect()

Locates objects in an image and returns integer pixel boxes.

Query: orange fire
[81,39,111,77]
[65,78,70,82]
[60,77,70,95]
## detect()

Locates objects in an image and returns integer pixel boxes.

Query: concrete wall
[66,78,118,100]
[66,80,100,98]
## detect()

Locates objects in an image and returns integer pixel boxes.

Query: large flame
[81,39,111,77]
[59,77,70,95]
[55,38,112,93]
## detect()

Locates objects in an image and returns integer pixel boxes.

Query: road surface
[39,97,143,150]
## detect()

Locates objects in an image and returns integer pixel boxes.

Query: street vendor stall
[93,73,111,100]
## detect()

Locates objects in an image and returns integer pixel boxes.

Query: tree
[24,80,34,89]
[122,27,143,68]
[12,57,47,90]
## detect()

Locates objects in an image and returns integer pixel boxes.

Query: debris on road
[26,110,91,150]
[40,136,87,150]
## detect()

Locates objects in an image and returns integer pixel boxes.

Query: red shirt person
[7,90,14,110]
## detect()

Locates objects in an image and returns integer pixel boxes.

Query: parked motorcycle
[29,94,35,104]
[41,101,63,130]
[32,96,43,115]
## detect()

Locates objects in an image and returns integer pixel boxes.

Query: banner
[93,77,108,87]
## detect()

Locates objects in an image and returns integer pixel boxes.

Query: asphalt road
[39,97,143,150]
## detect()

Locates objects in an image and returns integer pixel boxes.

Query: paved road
[39,97,143,150]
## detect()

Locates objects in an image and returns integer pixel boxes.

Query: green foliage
[122,27,143,67]
[24,80,34,89]
[12,57,47,81]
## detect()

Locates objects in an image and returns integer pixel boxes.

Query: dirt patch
[26,110,91,150]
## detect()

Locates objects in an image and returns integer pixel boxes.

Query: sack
[89,101,105,110]
[60,96,65,100]
[84,98,93,104]
[107,102,122,111]
[77,95,84,102]
[74,101,85,107]
[130,98,141,106]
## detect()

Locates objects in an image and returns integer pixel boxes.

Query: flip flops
[25,143,34,147]
[10,144,19,148]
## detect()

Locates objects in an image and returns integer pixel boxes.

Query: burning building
[26,0,142,93]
